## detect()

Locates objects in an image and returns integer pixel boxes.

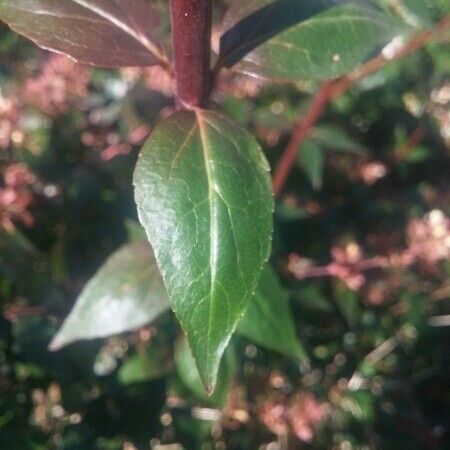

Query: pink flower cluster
[0,95,23,151]
[259,392,327,442]
[24,54,91,116]
[0,163,36,231]
[288,210,450,291]
[407,209,450,264]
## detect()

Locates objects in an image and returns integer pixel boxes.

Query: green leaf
[134,110,273,392]
[49,242,170,350]
[0,0,166,67]
[124,218,147,243]
[238,265,308,362]
[174,336,236,406]
[401,0,450,25]
[220,0,408,80]
[117,346,173,385]
[294,284,334,313]
[334,282,360,328]
[310,125,367,154]
[298,140,325,190]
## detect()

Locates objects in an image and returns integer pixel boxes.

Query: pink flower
[329,243,366,290]
[407,210,450,264]
[24,54,90,116]
[259,398,290,436]
[258,391,327,442]
[358,161,388,185]
[0,95,23,151]
[0,163,36,231]
[288,392,327,443]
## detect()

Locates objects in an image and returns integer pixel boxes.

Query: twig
[428,315,450,327]
[348,335,400,391]
[394,126,424,161]
[290,254,392,281]
[3,305,45,321]
[272,81,334,196]
[273,14,450,196]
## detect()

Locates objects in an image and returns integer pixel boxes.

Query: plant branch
[170,0,213,109]
[272,81,334,196]
[272,14,450,197]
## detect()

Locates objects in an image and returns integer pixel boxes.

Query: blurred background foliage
[1,1,450,449]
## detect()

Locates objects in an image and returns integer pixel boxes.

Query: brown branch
[272,14,450,197]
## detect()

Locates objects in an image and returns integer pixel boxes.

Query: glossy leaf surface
[238,266,308,362]
[134,110,273,392]
[0,0,166,67]
[220,0,407,80]
[49,243,169,350]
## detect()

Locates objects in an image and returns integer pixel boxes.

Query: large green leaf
[0,0,166,67]
[174,336,236,406]
[49,242,169,350]
[238,266,308,362]
[134,110,273,392]
[220,0,408,80]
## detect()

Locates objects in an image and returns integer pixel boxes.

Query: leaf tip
[48,334,66,352]
[198,366,219,396]
[205,383,215,396]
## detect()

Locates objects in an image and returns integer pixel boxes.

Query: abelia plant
[1,0,448,398]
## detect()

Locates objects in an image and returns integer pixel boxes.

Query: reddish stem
[170,0,212,109]
[272,14,450,197]
[272,81,334,196]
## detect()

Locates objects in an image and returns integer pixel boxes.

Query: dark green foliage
[0,1,449,449]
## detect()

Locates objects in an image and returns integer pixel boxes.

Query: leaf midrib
[4,0,167,65]
[221,5,386,68]
[71,0,166,63]
[195,110,220,386]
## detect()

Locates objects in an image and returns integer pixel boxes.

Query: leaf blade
[220,0,408,81]
[238,265,308,363]
[310,125,367,154]
[134,110,273,392]
[298,140,325,190]
[0,0,166,67]
[49,242,170,350]
[175,336,236,405]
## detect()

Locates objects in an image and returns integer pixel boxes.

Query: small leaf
[238,265,308,362]
[310,125,367,154]
[124,218,147,243]
[49,243,170,350]
[174,336,236,405]
[0,0,167,67]
[298,140,325,190]
[220,0,408,80]
[118,347,173,385]
[134,110,273,392]
[294,284,334,313]
[334,282,360,328]
[402,0,450,26]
